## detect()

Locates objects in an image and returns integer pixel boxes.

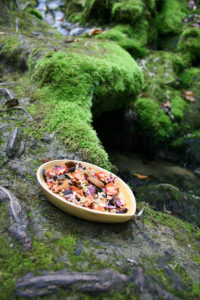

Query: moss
[134,97,173,141]
[27,41,142,168]
[141,51,183,101]
[177,28,200,66]
[155,0,188,36]
[27,8,43,20]
[171,96,187,121]
[111,0,144,24]
[143,205,200,251]
[180,67,200,88]
[96,24,148,59]
[143,254,200,299]
[83,0,112,24]
[65,0,86,23]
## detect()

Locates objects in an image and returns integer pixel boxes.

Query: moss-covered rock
[65,0,86,23]
[177,28,200,66]
[155,0,188,36]
[180,67,200,88]
[111,0,144,24]
[83,0,112,24]
[135,183,200,225]
[0,4,143,169]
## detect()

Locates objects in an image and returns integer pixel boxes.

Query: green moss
[111,0,144,24]
[171,96,187,121]
[155,0,188,35]
[143,205,200,251]
[0,36,22,68]
[180,68,200,88]
[177,28,200,65]
[96,24,148,59]
[27,41,142,168]
[27,8,43,20]
[134,98,173,140]
[143,254,200,299]
[83,0,112,24]
[65,0,86,23]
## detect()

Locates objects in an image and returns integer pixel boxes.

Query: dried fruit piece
[88,176,104,189]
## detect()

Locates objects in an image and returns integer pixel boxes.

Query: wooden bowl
[36,160,136,223]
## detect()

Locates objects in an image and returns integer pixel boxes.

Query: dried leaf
[87,28,102,37]
[59,17,64,22]
[183,90,196,102]
[133,173,148,180]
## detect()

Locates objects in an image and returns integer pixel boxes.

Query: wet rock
[135,183,200,226]
[181,137,200,169]
[8,160,34,178]
[0,187,31,250]
[73,238,83,256]
[15,269,128,297]
[0,87,14,101]
[6,128,22,159]
[9,223,32,251]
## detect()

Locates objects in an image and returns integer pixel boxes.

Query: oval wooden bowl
[36,160,136,223]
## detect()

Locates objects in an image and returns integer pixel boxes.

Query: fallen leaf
[139,93,149,98]
[59,17,64,22]
[183,90,196,102]
[133,173,148,180]
[87,28,102,37]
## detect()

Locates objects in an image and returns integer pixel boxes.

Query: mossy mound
[180,67,200,88]
[0,5,143,169]
[29,41,142,168]
[111,0,144,24]
[155,0,188,36]
[132,51,189,142]
[177,28,200,66]
[96,23,148,59]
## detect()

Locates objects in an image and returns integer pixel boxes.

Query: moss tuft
[96,24,148,59]
[28,41,142,168]
[27,8,43,20]
[177,28,200,65]
[155,0,188,36]
[180,67,200,88]
[134,97,173,141]
[111,0,144,24]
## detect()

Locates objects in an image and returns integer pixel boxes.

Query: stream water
[36,0,200,193]
[36,0,89,36]
[110,150,200,193]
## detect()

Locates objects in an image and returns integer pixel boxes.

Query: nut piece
[88,176,104,189]
[84,170,93,177]
[60,180,70,190]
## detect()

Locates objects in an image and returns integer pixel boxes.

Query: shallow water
[36,0,89,36]
[110,151,200,192]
